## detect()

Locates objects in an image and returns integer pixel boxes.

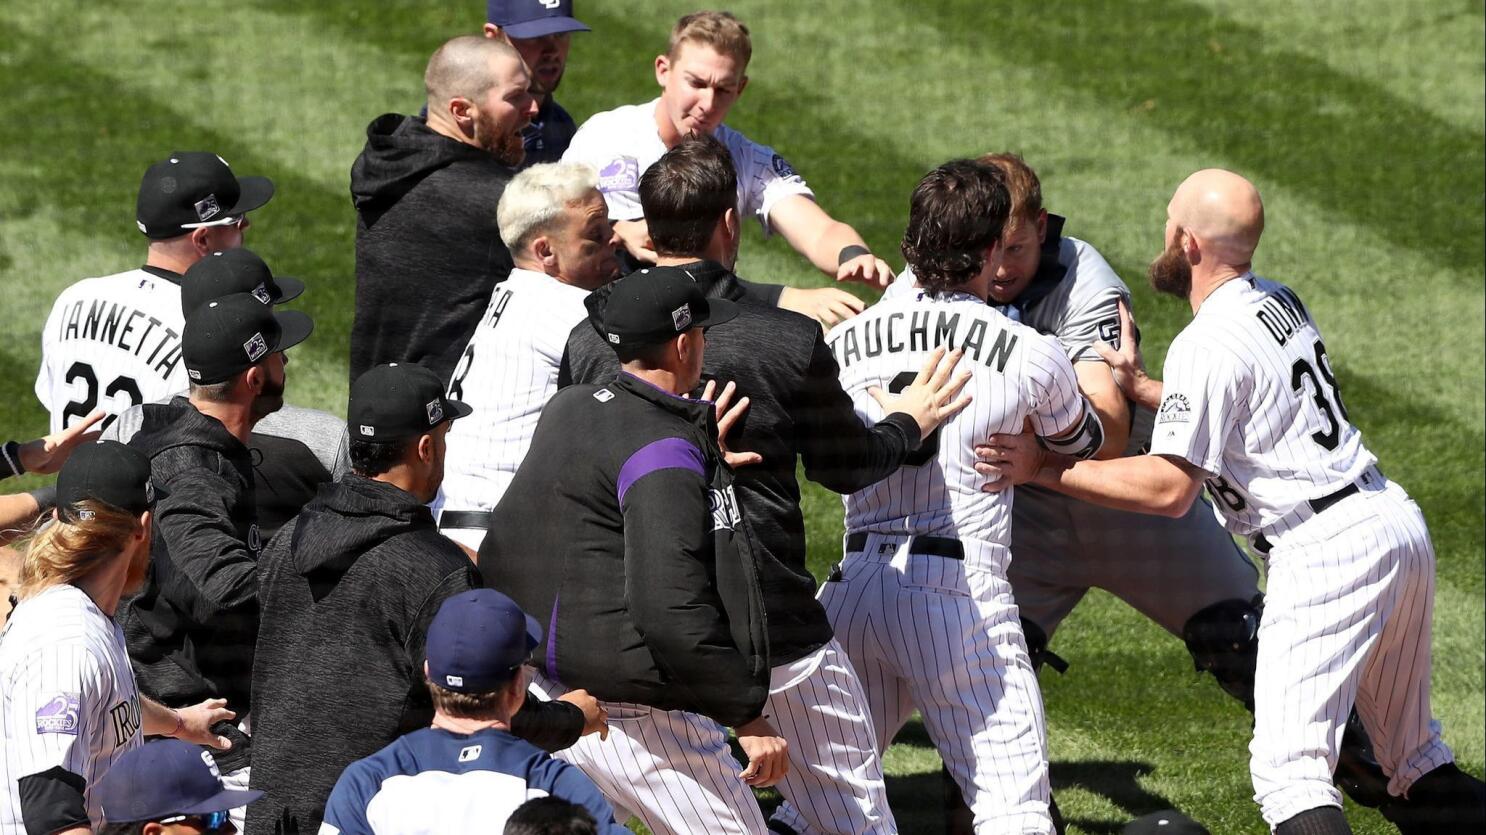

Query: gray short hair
[497,163,602,254]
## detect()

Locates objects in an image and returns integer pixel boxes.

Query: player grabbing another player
[1,441,234,835]
[36,152,272,433]
[979,169,1485,834]
[819,160,1104,835]
[563,11,888,304]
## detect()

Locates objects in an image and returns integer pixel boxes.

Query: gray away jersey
[828,292,1086,545]
[1149,274,1375,536]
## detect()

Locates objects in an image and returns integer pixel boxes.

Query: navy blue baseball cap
[426,589,541,693]
[487,0,589,38]
[95,740,262,824]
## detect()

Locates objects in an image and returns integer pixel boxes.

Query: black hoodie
[349,113,516,384]
[119,396,261,772]
[247,474,580,835]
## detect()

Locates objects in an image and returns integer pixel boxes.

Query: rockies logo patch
[426,399,444,425]
[672,303,693,331]
[244,332,268,362]
[35,694,80,735]
[1157,393,1192,423]
[194,193,221,221]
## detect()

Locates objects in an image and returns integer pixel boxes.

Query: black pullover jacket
[560,261,921,663]
[480,373,771,727]
[349,113,515,384]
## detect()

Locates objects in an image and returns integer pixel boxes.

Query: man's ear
[736,73,750,99]
[1035,209,1049,244]
[654,54,671,87]
[242,365,265,396]
[448,96,475,131]
[532,234,558,272]
[189,227,215,257]
[417,432,435,464]
[482,23,505,42]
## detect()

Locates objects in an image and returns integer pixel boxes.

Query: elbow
[1155,484,1198,518]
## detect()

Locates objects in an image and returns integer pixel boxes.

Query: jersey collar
[141,264,184,286]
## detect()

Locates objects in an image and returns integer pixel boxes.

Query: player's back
[1157,274,1375,534]
[436,270,590,515]
[36,269,186,433]
[828,292,1081,544]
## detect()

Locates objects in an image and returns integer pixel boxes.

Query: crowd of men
[2,2,1483,835]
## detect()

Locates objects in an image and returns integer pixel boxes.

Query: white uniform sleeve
[562,118,645,222]
[4,645,101,782]
[1057,284,1129,363]
[36,298,63,432]
[1021,332,1086,438]
[730,133,814,235]
[1148,336,1245,476]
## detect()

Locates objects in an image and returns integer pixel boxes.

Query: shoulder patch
[771,154,796,178]
[1097,318,1120,349]
[596,157,640,193]
[36,693,81,735]
[1157,393,1191,423]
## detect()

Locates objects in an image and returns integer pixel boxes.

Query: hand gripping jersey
[562,99,813,235]
[36,268,187,433]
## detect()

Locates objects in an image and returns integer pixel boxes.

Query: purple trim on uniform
[616,437,705,506]
[619,371,714,405]
[546,595,560,682]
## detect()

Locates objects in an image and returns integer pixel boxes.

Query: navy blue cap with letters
[94,739,262,824]
[486,0,590,38]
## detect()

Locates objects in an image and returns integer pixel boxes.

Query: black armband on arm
[837,245,871,266]
[18,766,87,835]
[510,691,584,753]
[1039,397,1105,461]
[28,485,57,513]
[2,440,25,479]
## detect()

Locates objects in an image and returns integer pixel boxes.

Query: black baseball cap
[487,0,589,38]
[426,589,542,693]
[180,248,305,317]
[348,363,472,442]
[182,293,313,385]
[56,440,154,522]
[95,740,262,824]
[136,152,274,240]
[585,265,738,349]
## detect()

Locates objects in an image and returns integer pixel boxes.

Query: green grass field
[1,1,1480,832]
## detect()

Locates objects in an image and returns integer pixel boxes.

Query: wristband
[170,709,184,737]
[28,485,57,512]
[837,245,871,266]
[1,441,24,478]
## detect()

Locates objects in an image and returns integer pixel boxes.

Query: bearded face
[474,106,526,167]
[1148,238,1193,299]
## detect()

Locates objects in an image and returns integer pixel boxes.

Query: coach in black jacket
[121,294,312,781]
[558,137,969,834]
[348,35,538,383]
[484,268,792,832]
[247,364,594,835]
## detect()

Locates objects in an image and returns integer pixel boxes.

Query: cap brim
[180,787,264,816]
[272,309,314,352]
[500,17,590,38]
[695,298,740,330]
[271,276,305,304]
[444,399,475,422]
[224,176,275,217]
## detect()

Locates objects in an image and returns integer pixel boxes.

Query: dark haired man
[560,134,972,835]
[321,590,627,834]
[120,293,313,830]
[247,363,600,835]
[504,797,598,835]
[815,160,1104,835]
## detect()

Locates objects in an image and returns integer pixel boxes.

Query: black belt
[1252,472,1376,554]
[845,532,964,560]
[440,510,493,531]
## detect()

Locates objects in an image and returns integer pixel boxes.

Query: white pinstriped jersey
[0,585,142,832]
[828,291,1086,544]
[434,269,591,517]
[36,269,187,433]
[562,98,813,235]
[1149,274,1375,536]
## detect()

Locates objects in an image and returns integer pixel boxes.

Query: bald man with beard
[978,170,1484,834]
[349,35,540,383]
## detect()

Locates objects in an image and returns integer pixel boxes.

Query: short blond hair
[497,163,601,253]
[667,11,752,68]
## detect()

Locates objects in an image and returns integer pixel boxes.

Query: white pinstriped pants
[818,532,1054,835]
[1251,480,1455,828]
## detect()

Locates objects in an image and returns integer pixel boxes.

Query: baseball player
[817,160,1105,835]
[433,162,620,551]
[482,0,590,167]
[0,441,233,835]
[979,169,1485,834]
[562,11,891,292]
[36,152,272,433]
